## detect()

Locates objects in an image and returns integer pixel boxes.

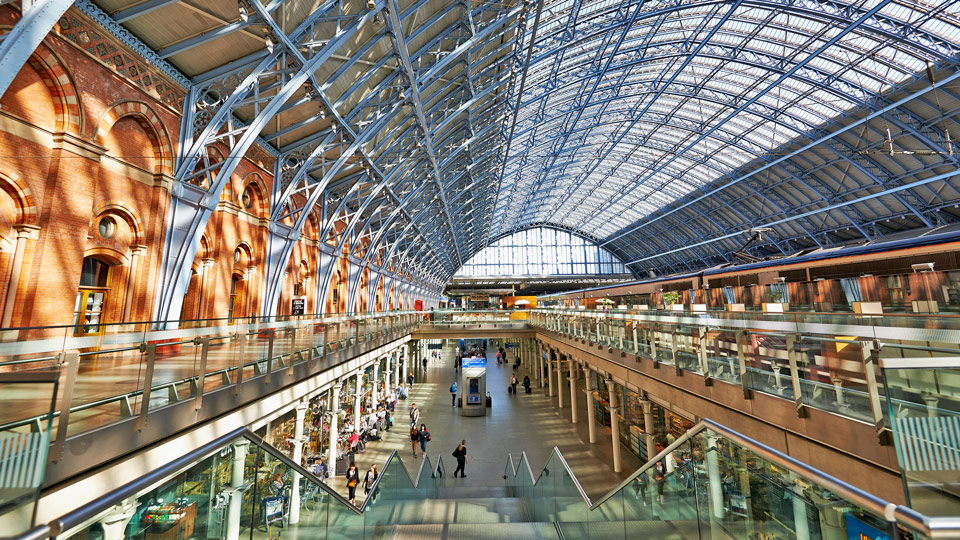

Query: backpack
[450,383,457,393]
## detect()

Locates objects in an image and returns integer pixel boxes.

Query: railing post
[736,330,752,399]
[136,344,157,431]
[193,337,210,410]
[862,341,891,445]
[234,330,246,395]
[50,352,79,463]
[699,326,712,385]
[264,329,276,383]
[786,334,806,418]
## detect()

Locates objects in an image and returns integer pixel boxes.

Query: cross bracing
[4,0,960,311]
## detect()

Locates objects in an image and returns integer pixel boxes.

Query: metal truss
[0,0,76,99]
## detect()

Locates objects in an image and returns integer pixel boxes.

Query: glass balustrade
[36,428,447,540]
[0,312,423,458]
[503,419,960,540]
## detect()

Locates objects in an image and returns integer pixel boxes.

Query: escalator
[11,419,959,540]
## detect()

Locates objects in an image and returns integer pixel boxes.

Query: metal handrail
[505,417,960,538]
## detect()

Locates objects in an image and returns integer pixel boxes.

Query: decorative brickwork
[94,100,173,175]
[56,11,185,110]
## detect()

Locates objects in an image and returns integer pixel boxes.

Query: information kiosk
[460,356,487,417]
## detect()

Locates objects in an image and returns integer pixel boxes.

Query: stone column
[288,402,308,524]
[353,371,363,431]
[547,349,555,397]
[536,342,544,388]
[707,436,724,520]
[371,360,380,410]
[327,383,341,467]
[393,352,400,390]
[609,386,622,473]
[122,245,146,323]
[792,478,810,540]
[569,360,578,424]
[97,499,137,540]
[641,399,656,461]
[226,439,250,540]
[1,224,38,327]
[583,366,596,443]
[556,356,565,409]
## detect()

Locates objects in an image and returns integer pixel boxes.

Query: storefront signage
[427,343,442,350]
[844,514,890,540]
[291,298,305,315]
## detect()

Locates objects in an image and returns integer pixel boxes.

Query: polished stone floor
[327,339,642,504]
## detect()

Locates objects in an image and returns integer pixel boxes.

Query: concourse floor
[327,339,642,505]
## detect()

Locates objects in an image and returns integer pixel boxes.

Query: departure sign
[462,357,486,368]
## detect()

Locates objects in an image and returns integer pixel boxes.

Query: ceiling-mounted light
[264,34,274,53]
[239,4,249,22]
[399,90,407,101]
[366,0,376,9]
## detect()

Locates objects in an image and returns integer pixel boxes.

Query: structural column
[371,360,380,410]
[706,436,724,521]
[556,356,565,409]
[568,360,578,424]
[1,224,38,327]
[582,366,596,443]
[97,499,137,540]
[393,352,400,390]
[547,349,555,397]
[353,370,363,431]
[288,401,308,524]
[327,383,341,467]
[122,245,146,323]
[536,341,544,388]
[226,439,250,540]
[792,477,810,540]
[608,386,622,473]
[641,399,656,461]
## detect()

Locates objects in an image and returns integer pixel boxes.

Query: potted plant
[662,291,683,311]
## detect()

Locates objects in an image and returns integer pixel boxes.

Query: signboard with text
[844,514,890,540]
[462,357,486,369]
[291,298,305,315]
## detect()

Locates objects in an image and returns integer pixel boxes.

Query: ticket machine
[460,357,487,417]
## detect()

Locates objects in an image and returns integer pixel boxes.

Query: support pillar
[569,360,578,424]
[288,402,308,524]
[641,399,656,461]
[327,384,341,467]
[393,352,400,390]
[547,349,555,397]
[226,439,250,540]
[353,371,362,432]
[372,360,380,410]
[98,499,137,540]
[583,366,596,443]
[556,356,565,409]
[792,478,810,540]
[608,385,622,473]
[1,225,38,327]
[536,342,544,388]
[707,436,724,520]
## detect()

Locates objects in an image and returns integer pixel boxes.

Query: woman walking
[345,462,360,505]
[510,374,518,394]
[418,424,431,456]
[363,464,379,503]
[410,426,420,457]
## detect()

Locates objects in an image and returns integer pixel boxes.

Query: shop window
[74,257,111,335]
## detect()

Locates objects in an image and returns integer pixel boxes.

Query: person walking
[410,403,420,428]
[407,372,415,388]
[418,424,431,456]
[522,375,531,394]
[654,461,667,504]
[452,440,467,478]
[510,374,518,394]
[345,462,360,505]
[363,464,379,502]
[410,426,420,458]
[450,380,458,406]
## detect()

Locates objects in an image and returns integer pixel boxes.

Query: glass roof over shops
[50,0,960,295]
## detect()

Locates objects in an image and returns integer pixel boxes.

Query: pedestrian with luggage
[510,374,518,394]
[452,440,467,478]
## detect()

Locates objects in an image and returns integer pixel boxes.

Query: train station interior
[0,0,959,539]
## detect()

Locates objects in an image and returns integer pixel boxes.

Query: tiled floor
[327,339,642,504]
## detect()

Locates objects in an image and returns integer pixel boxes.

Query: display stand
[460,357,487,417]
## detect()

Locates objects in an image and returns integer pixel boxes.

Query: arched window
[74,257,111,335]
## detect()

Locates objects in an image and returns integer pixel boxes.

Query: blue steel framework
[2,0,960,309]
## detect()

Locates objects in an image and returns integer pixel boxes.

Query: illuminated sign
[844,514,890,540]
